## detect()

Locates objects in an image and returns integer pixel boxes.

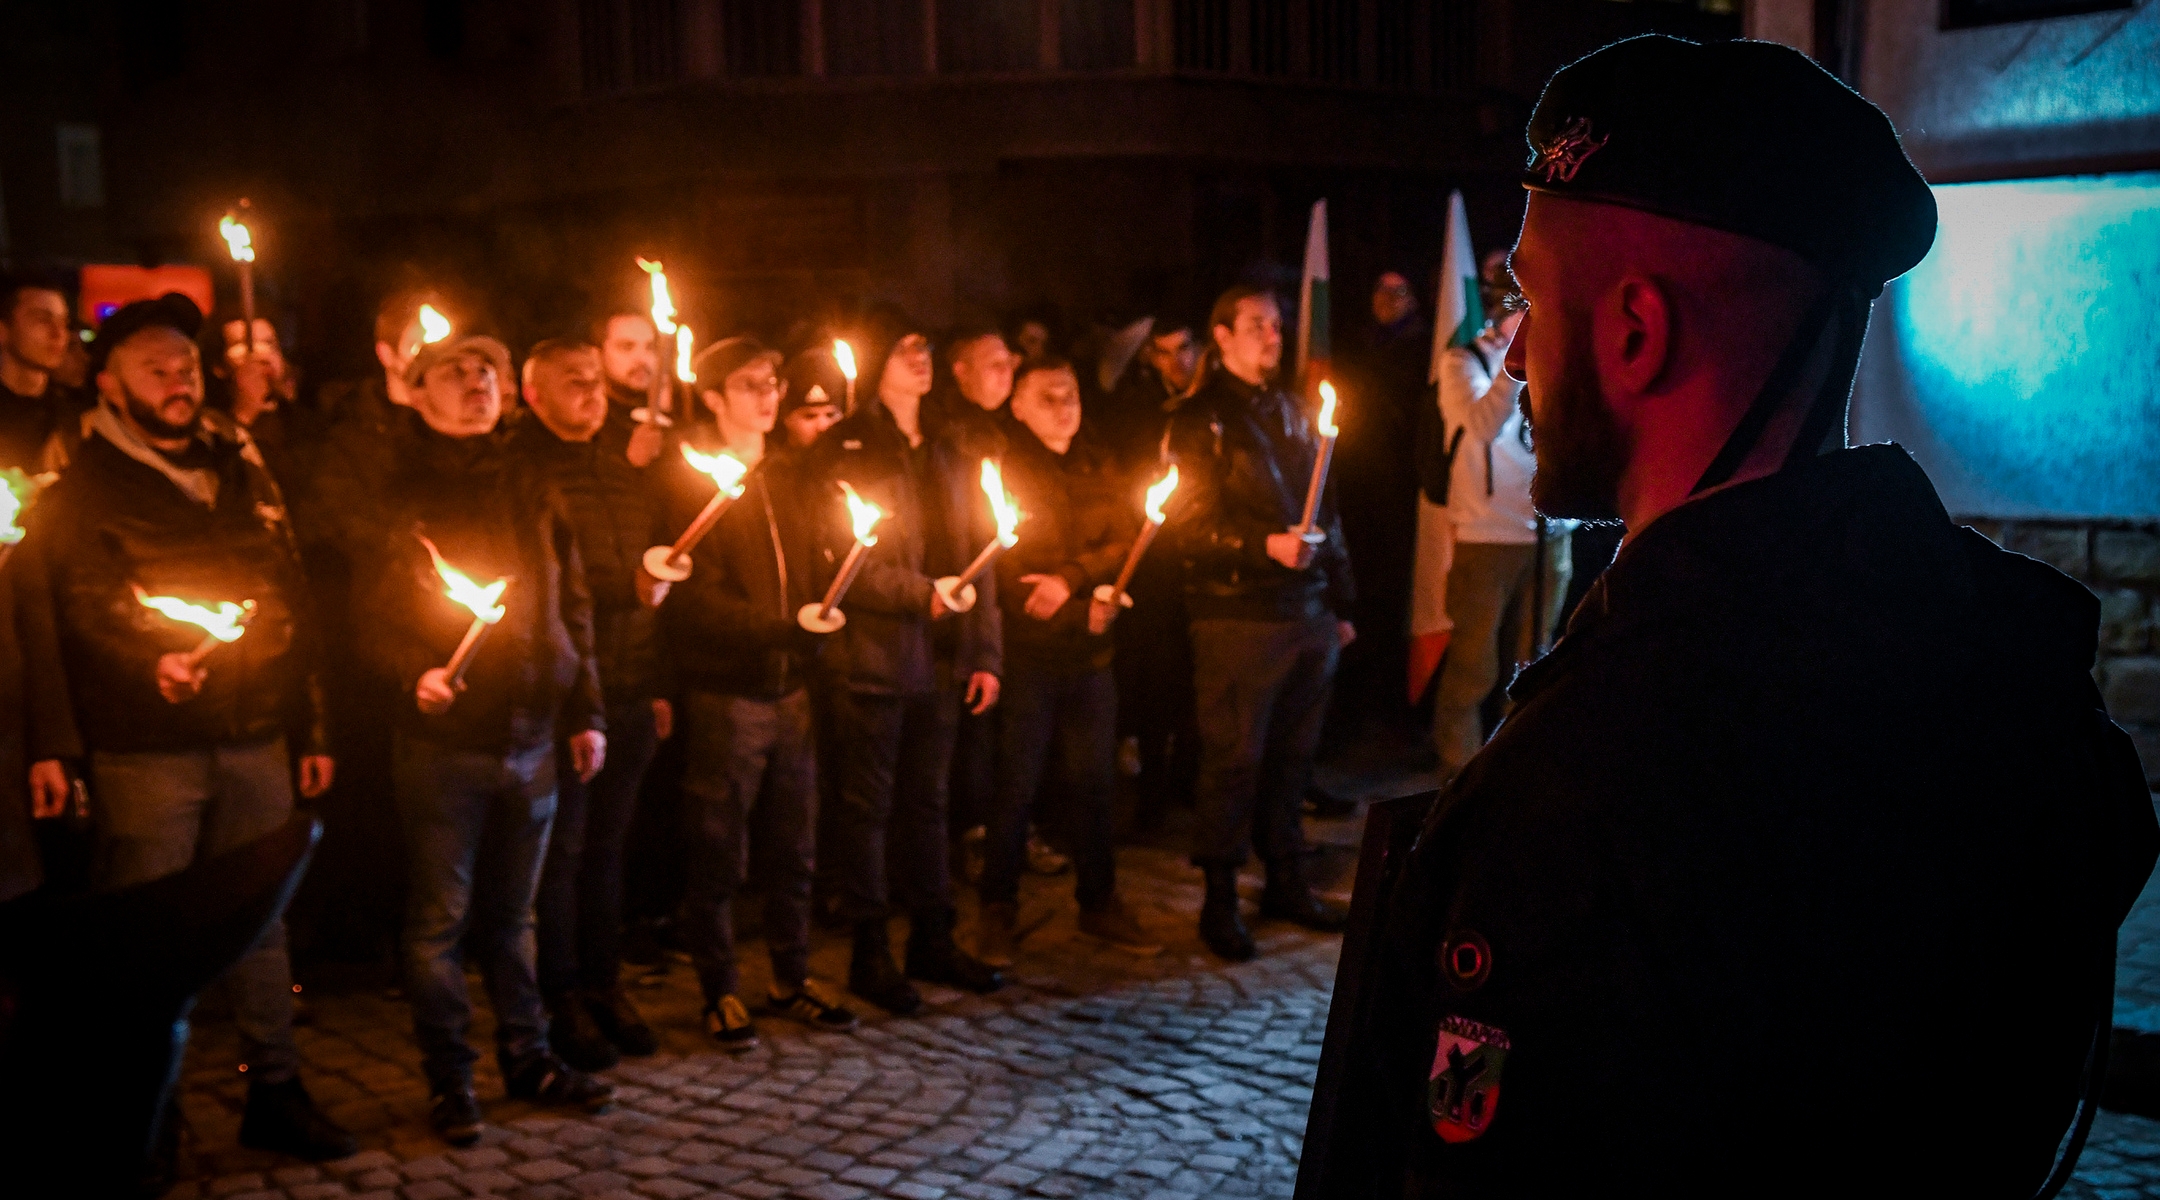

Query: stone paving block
[211,1175,268,1196]
[510,1160,581,1185]
[615,1157,677,1178]
[884,1185,947,1200]
[329,1151,402,1175]
[225,1191,281,1200]
[401,1156,457,1181]
[632,1180,706,1200]
[565,1170,634,1195]
[352,1169,402,1190]
[289,1185,352,1200]
[457,1168,525,1193]
[400,1181,463,1200]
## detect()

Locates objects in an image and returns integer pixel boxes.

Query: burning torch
[798,481,885,634]
[399,303,453,363]
[635,258,684,428]
[1091,466,1180,626]
[134,585,257,669]
[1295,380,1341,538]
[933,460,1023,616]
[0,468,40,570]
[219,205,257,358]
[418,534,511,692]
[642,445,750,583]
[832,339,857,413]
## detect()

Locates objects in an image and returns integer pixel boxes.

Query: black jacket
[15,427,327,758]
[0,553,37,903]
[659,435,824,699]
[1339,446,2159,1197]
[992,420,1132,673]
[329,408,603,752]
[0,381,87,475]
[802,398,1002,696]
[506,407,666,704]
[1162,371,1354,623]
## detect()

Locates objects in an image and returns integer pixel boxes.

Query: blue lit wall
[1852,172,2160,519]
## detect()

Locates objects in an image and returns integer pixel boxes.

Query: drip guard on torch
[418,534,511,692]
[643,445,749,583]
[1092,465,1180,626]
[798,481,885,634]
[933,459,1022,615]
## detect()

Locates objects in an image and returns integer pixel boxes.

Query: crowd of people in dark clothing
[0,263,1454,1170]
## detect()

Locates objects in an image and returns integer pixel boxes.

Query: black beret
[1524,36,1936,295]
[91,293,204,374]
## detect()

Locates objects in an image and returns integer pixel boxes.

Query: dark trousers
[1189,612,1340,867]
[981,662,1118,910]
[1115,553,1199,817]
[679,688,818,1002]
[392,734,556,1094]
[825,665,963,924]
[535,699,659,998]
[949,704,999,835]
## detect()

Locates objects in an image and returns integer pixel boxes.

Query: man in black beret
[1318,36,2158,1196]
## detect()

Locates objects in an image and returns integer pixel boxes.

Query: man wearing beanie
[778,346,845,449]
[804,310,1005,1014]
[1322,36,2158,1195]
[663,336,859,1051]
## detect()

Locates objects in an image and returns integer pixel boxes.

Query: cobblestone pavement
[158,791,2160,1199]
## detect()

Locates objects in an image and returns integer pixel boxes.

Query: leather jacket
[992,419,1133,672]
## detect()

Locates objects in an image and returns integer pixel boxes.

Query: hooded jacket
[802,397,1002,696]
[15,417,327,758]
[1329,445,2159,1197]
[336,408,603,752]
[1163,370,1355,624]
[992,418,1132,673]
[658,433,825,700]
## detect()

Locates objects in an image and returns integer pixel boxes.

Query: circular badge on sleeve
[1440,929,1492,994]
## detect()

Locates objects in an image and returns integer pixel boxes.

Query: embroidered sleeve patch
[1428,1014,1511,1143]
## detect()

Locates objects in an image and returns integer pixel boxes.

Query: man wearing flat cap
[1317,36,2159,1196]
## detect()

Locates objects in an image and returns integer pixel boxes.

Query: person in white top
[1430,308,1559,779]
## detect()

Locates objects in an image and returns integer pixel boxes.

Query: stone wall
[1964,518,2160,783]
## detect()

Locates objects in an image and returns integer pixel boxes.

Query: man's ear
[1609,276,1674,396]
[374,341,400,373]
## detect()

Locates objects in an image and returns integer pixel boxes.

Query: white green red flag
[1295,199,1330,398]
[1410,190,1483,704]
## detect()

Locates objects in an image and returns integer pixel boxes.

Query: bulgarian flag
[1294,199,1330,398]
[1408,190,1484,705]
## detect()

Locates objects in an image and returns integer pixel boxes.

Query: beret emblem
[1532,117,1609,184]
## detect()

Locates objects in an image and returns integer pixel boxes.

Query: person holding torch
[11,295,354,1161]
[337,331,614,1145]
[1163,284,1356,963]
[804,308,1006,1015]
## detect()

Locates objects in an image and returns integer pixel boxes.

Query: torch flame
[832,339,857,381]
[980,459,1022,547]
[838,481,883,547]
[681,444,748,498]
[0,469,34,546]
[637,258,679,335]
[417,304,452,346]
[417,534,507,625]
[1144,465,1180,525]
[1315,380,1339,437]
[218,215,256,263]
[675,325,695,384]
[134,585,252,644]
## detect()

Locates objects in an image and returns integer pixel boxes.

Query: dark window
[1375,0,1415,89]
[116,0,192,91]
[423,0,465,59]
[826,0,926,75]
[1062,0,1136,69]
[1940,0,2127,27]
[939,0,1038,73]
[629,0,680,86]
[1249,0,1291,75]
[1174,0,1232,70]
[581,0,623,92]
[1307,0,1358,82]
[1432,0,1475,91]
[726,0,801,76]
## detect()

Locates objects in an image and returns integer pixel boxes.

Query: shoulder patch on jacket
[1428,1014,1510,1143]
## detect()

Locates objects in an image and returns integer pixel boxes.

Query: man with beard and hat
[1321,36,2159,1197]
[11,295,355,1161]
[804,310,1005,1014]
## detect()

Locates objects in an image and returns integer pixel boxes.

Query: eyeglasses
[894,334,933,356]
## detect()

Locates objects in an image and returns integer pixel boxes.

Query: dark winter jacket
[327,408,603,752]
[0,381,87,475]
[14,424,328,758]
[0,554,37,903]
[1335,445,2159,1197]
[1162,371,1354,623]
[658,435,826,699]
[507,406,666,703]
[802,398,1002,696]
[992,419,1132,673]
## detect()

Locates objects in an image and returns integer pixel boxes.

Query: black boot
[1198,864,1257,961]
[1259,855,1349,932]
[586,985,658,1057]
[905,907,1005,994]
[547,992,619,1072]
[238,1076,359,1162]
[849,918,923,1015]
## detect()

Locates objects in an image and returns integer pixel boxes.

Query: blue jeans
[980,663,1118,910]
[393,734,556,1094]
[537,700,659,997]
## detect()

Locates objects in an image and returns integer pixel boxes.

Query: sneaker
[960,824,987,884]
[503,1051,614,1112]
[850,920,923,1015]
[1025,829,1072,876]
[239,1076,359,1161]
[976,900,1018,968]
[1079,896,1164,956]
[547,993,619,1072]
[768,979,858,1031]
[703,995,760,1051]
[587,985,658,1057]
[430,1087,484,1147]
